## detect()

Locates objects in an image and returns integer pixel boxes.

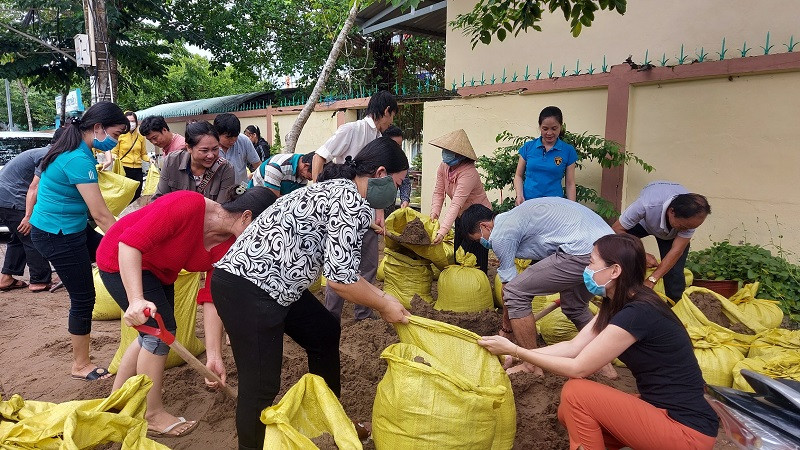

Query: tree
[452,0,627,47]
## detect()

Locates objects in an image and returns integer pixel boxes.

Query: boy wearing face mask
[428,129,491,272]
[461,198,616,377]
[110,111,149,200]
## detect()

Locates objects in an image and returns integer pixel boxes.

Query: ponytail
[317,136,408,182]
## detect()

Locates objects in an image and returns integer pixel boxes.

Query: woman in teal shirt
[31,101,126,381]
[513,106,578,204]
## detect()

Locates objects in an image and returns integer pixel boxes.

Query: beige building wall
[625,71,800,255]
[446,0,800,87]
[272,111,340,154]
[420,89,609,216]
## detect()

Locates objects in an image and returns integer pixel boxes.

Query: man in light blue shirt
[213,113,262,186]
[462,198,614,375]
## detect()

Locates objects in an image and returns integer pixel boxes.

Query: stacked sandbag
[492,259,533,307]
[747,328,800,358]
[261,374,363,449]
[109,270,204,371]
[382,248,434,308]
[92,267,122,320]
[373,316,515,450]
[687,326,746,387]
[533,294,598,345]
[435,249,493,313]
[672,287,758,347]
[732,352,800,392]
[384,208,454,270]
[729,282,784,331]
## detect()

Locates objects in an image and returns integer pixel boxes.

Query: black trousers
[211,268,341,450]
[123,166,143,200]
[454,215,489,273]
[626,223,690,301]
[0,207,51,284]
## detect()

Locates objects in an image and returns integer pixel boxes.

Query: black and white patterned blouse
[214,178,372,306]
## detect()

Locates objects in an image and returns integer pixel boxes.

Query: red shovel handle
[133,308,176,345]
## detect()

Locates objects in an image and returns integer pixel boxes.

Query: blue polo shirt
[519,137,578,199]
[30,141,99,234]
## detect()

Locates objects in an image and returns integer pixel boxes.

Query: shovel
[134,308,238,399]
[533,299,561,321]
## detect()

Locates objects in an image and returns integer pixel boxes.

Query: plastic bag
[435,249,493,313]
[382,248,434,308]
[98,170,139,216]
[261,374,363,449]
[109,270,204,371]
[672,287,758,351]
[687,326,746,387]
[533,295,597,345]
[747,328,800,358]
[492,259,533,307]
[729,282,783,331]
[376,316,515,450]
[92,267,122,320]
[384,208,454,270]
[0,375,168,450]
[731,352,800,392]
[141,163,160,196]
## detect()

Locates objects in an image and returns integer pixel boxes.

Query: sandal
[147,417,199,437]
[0,279,28,292]
[29,283,52,293]
[71,367,113,381]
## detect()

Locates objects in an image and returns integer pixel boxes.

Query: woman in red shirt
[96,187,276,437]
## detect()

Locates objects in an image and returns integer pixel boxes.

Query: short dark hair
[244,124,261,139]
[538,106,563,126]
[318,136,408,182]
[300,151,315,167]
[222,185,277,217]
[461,204,495,235]
[186,121,219,148]
[669,193,711,218]
[213,113,241,137]
[139,116,169,135]
[383,125,402,138]
[365,91,398,119]
[50,126,66,145]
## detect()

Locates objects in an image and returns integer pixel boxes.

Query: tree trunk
[284,0,359,154]
[16,80,33,131]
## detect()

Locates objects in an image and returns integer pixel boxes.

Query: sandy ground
[0,244,738,449]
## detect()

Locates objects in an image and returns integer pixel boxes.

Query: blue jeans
[31,225,95,335]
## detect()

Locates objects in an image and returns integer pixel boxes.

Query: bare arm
[117,243,156,327]
[564,163,576,201]
[647,237,691,285]
[202,302,227,387]
[18,175,40,235]
[513,156,526,205]
[327,278,410,323]
[611,219,628,234]
[311,154,328,182]
[76,183,116,232]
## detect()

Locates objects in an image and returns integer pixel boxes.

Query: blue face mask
[480,237,492,250]
[441,149,463,167]
[93,129,118,151]
[583,266,612,296]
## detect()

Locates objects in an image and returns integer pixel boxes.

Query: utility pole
[82,0,116,103]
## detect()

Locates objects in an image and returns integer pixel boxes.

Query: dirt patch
[410,295,501,336]
[387,218,431,245]
[690,291,754,334]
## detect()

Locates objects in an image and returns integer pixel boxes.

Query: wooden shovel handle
[533,299,561,321]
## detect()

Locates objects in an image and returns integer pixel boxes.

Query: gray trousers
[503,250,594,329]
[324,229,378,321]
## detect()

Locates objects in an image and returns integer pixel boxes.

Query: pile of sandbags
[382,248,434,308]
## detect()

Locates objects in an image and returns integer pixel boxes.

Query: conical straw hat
[429,129,478,160]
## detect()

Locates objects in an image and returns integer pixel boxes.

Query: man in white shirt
[313,91,398,321]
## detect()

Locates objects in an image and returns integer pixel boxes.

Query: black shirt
[610,300,719,437]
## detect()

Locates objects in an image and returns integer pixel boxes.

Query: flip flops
[0,279,27,292]
[147,417,199,438]
[71,367,112,381]
[29,283,52,293]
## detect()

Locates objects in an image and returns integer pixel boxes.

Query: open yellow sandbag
[384,208,454,270]
[532,295,597,345]
[261,374,363,450]
[92,267,122,320]
[646,267,693,298]
[382,248,434,308]
[732,352,800,392]
[109,270,204,372]
[672,287,758,350]
[729,282,783,331]
[492,259,533,307]
[98,169,139,216]
[0,375,168,450]
[435,249,493,313]
[687,326,746,387]
[747,328,800,358]
[386,316,516,450]
[141,163,160,196]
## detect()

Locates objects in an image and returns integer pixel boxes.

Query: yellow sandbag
[309,276,323,292]
[384,208,455,270]
[747,328,800,358]
[141,163,160,196]
[533,295,598,345]
[731,352,800,392]
[387,316,516,450]
[687,326,746,387]
[111,157,126,176]
[261,374,362,450]
[376,256,386,282]
[729,282,783,330]
[92,267,121,320]
[431,263,441,281]
[492,259,534,307]
[672,287,758,349]
[109,270,204,372]
[98,170,139,216]
[382,248,434,308]
[435,249,493,313]
[0,375,168,450]
[646,266,693,297]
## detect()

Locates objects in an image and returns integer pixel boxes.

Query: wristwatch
[647,276,658,284]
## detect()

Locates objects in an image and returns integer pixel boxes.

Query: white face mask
[129,122,137,130]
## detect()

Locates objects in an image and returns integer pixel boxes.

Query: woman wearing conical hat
[429,129,492,272]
